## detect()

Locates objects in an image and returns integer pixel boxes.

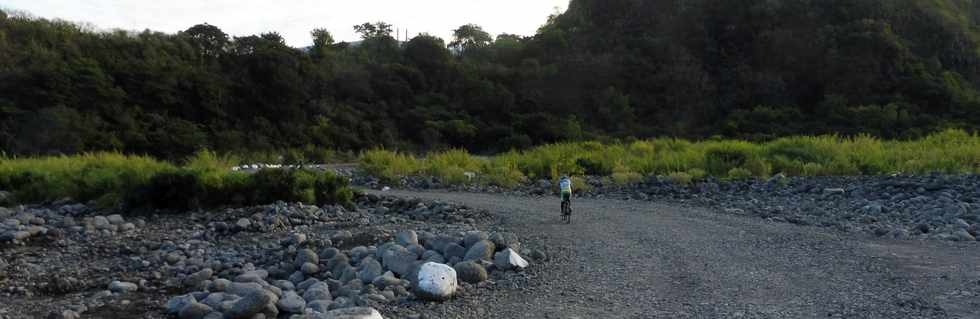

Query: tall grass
[358,129,980,187]
[0,150,352,210]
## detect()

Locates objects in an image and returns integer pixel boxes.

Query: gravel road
[372,190,980,319]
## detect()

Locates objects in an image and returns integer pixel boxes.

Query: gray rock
[320,247,340,260]
[428,235,459,253]
[120,222,136,232]
[272,280,295,291]
[236,218,251,229]
[177,302,212,319]
[381,245,418,276]
[184,268,213,288]
[234,270,268,283]
[288,271,305,284]
[93,216,111,229]
[463,240,495,262]
[276,290,306,313]
[106,214,125,225]
[303,282,333,302]
[295,249,318,269]
[357,257,383,284]
[108,280,138,293]
[223,282,265,297]
[463,231,488,247]
[453,261,487,284]
[202,313,223,319]
[209,278,231,292]
[224,289,274,319]
[421,250,445,263]
[331,230,352,243]
[286,233,307,246]
[493,248,530,271]
[327,253,351,274]
[395,230,418,247]
[301,262,320,275]
[165,294,197,314]
[371,272,400,290]
[489,232,521,251]
[297,278,320,291]
[443,243,466,260]
[201,292,233,309]
[0,231,30,242]
[953,229,977,242]
[308,299,331,313]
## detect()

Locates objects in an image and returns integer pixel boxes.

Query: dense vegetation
[0,151,353,210]
[1,0,980,160]
[360,129,980,187]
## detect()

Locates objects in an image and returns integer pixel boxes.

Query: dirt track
[372,190,980,319]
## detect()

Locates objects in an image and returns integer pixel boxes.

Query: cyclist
[559,175,572,219]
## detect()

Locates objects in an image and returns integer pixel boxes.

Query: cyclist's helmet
[561,175,569,180]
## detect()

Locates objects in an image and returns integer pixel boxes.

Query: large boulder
[414,262,457,301]
[427,235,459,253]
[493,248,530,271]
[443,243,466,260]
[396,230,419,246]
[276,291,306,313]
[463,240,495,262]
[453,261,487,284]
[108,280,138,293]
[224,289,275,319]
[382,245,418,276]
[165,294,197,314]
[357,257,384,284]
[463,231,488,248]
[302,281,333,302]
[177,301,212,319]
[295,249,319,269]
[489,232,521,252]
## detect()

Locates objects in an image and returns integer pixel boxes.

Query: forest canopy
[1,0,979,160]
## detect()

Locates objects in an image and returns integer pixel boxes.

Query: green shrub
[359,149,421,182]
[666,171,693,186]
[126,170,205,211]
[687,168,707,180]
[576,157,613,176]
[704,142,760,176]
[726,167,754,179]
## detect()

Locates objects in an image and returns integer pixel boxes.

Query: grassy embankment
[360,129,980,187]
[0,151,353,210]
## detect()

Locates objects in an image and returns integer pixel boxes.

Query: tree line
[1,0,979,160]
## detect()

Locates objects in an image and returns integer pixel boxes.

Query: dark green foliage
[127,171,206,211]
[2,1,980,159]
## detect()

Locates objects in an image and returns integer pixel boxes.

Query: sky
[2,0,568,47]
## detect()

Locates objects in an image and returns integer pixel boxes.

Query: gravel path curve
[372,190,980,319]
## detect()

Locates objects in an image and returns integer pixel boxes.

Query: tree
[404,34,450,84]
[310,28,334,59]
[353,22,393,40]
[450,24,492,55]
[182,23,228,60]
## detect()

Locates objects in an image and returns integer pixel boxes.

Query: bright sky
[2,0,568,46]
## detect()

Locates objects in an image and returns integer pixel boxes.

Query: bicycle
[561,198,571,224]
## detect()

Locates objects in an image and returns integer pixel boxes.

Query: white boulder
[414,262,457,301]
[493,248,530,271]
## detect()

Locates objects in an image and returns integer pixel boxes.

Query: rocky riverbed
[354,171,980,243]
[0,194,542,318]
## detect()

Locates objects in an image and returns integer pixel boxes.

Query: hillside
[1,0,980,159]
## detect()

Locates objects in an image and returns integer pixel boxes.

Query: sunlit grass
[358,129,980,187]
